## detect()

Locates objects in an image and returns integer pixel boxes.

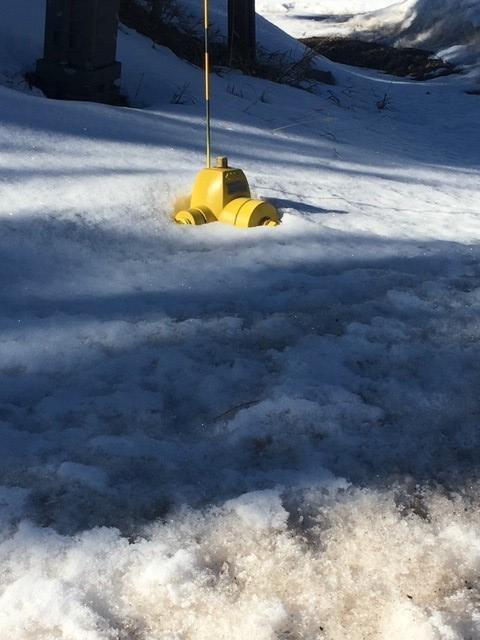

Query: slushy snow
[1,0,480,638]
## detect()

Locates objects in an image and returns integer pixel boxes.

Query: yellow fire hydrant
[174,157,279,228]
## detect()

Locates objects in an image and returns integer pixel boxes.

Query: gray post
[36,0,122,103]
[228,0,256,69]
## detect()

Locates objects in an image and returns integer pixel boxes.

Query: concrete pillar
[228,0,256,69]
[36,0,122,103]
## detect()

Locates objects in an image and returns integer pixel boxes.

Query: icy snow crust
[1,0,480,638]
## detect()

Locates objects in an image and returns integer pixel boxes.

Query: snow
[57,462,109,492]
[257,0,480,78]
[224,489,289,530]
[1,0,480,638]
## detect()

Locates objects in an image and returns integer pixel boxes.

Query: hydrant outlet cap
[216,156,229,168]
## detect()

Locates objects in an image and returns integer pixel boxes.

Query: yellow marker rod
[204,0,211,168]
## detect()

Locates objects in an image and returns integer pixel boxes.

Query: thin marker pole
[204,0,211,168]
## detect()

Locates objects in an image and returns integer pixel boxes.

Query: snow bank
[257,0,393,17]
[258,0,480,79]
[348,0,480,50]
[3,487,480,639]
[257,0,480,48]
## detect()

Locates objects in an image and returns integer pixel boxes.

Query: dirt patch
[301,37,457,81]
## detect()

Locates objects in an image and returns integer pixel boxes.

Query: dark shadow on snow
[1,214,480,535]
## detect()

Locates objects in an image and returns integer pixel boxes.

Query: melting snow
[1,0,480,638]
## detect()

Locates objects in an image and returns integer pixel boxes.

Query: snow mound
[258,0,480,78]
[3,488,480,638]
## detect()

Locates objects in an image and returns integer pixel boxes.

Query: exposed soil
[301,37,457,81]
